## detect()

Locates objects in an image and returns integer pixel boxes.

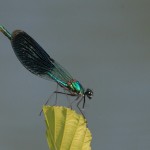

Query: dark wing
[11,30,73,83]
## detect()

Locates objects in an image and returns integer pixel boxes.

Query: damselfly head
[85,88,93,99]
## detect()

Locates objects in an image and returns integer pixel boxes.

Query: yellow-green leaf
[43,106,92,150]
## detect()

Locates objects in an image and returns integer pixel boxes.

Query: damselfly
[0,25,93,116]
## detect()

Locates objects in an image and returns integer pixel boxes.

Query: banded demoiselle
[0,25,93,115]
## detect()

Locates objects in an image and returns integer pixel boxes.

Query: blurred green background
[0,0,150,150]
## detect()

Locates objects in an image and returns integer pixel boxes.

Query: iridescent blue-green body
[48,70,84,95]
[0,25,93,111]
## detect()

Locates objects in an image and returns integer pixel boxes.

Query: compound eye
[88,91,92,95]
[86,89,93,99]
